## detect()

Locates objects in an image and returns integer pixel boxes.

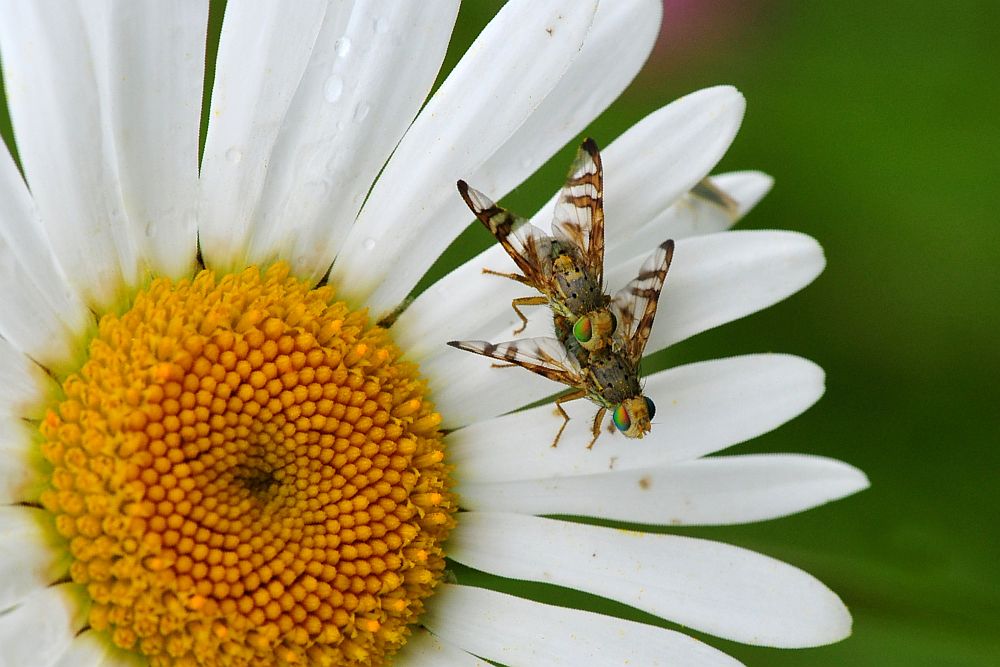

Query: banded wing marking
[551,138,605,283]
[612,239,675,362]
[446,337,584,386]
[458,180,553,284]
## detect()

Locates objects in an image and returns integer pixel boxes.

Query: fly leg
[551,389,588,448]
[509,296,548,334]
[482,268,532,285]
[587,407,608,449]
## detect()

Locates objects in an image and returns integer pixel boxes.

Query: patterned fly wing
[446,337,585,386]
[457,180,553,285]
[551,138,605,284]
[611,239,675,362]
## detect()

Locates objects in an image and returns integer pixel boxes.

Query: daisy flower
[0,1,868,666]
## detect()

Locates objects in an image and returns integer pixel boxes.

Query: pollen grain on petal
[40,263,455,666]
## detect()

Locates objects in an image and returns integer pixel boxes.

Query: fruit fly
[457,138,617,353]
[448,240,674,448]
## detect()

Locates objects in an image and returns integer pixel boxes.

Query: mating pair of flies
[448,139,680,449]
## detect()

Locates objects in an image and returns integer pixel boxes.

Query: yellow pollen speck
[40,264,455,667]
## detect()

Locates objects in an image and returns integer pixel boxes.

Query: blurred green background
[434,2,1000,666]
[3,2,997,666]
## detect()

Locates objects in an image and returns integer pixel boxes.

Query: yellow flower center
[38,264,454,666]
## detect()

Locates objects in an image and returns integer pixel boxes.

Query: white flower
[0,1,868,666]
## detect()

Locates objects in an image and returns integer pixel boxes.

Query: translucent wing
[612,240,675,362]
[551,138,605,282]
[447,337,584,386]
[458,180,553,284]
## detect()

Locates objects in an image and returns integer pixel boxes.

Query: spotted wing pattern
[551,138,605,283]
[446,337,584,385]
[458,180,553,284]
[612,239,675,362]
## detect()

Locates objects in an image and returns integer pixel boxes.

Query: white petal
[239,2,461,282]
[448,354,824,482]
[89,0,207,279]
[329,0,598,315]
[711,171,774,217]
[198,1,329,271]
[0,2,204,309]
[0,338,56,418]
[0,147,91,373]
[0,416,46,503]
[396,628,489,667]
[424,584,743,667]
[0,506,67,611]
[50,633,109,667]
[457,454,869,525]
[0,583,88,666]
[449,513,853,648]
[394,87,749,362]
[425,230,823,425]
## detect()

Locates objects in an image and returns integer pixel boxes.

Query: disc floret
[39,264,454,666]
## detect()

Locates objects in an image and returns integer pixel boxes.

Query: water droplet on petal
[363,238,376,251]
[324,76,344,103]
[353,103,370,123]
[335,37,352,58]
[225,147,242,164]
[519,156,534,170]
[373,18,389,34]
[144,222,155,238]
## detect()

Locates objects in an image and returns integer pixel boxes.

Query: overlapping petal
[0,416,47,503]
[397,629,489,667]
[0,506,66,612]
[202,2,462,280]
[458,454,869,525]
[0,1,206,309]
[0,141,91,373]
[449,513,853,648]
[330,0,599,315]
[424,584,744,666]
[0,583,87,667]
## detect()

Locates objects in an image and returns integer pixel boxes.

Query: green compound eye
[573,316,593,343]
[612,404,631,432]
[644,397,656,420]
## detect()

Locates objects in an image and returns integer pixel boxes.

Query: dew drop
[225,147,242,164]
[353,103,371,123]
[519,156,534,170]
[373,17,390,34]
[324,76,344,103]
[363,238,376,251]
[335,37,352,58]
[144,222,155,238]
